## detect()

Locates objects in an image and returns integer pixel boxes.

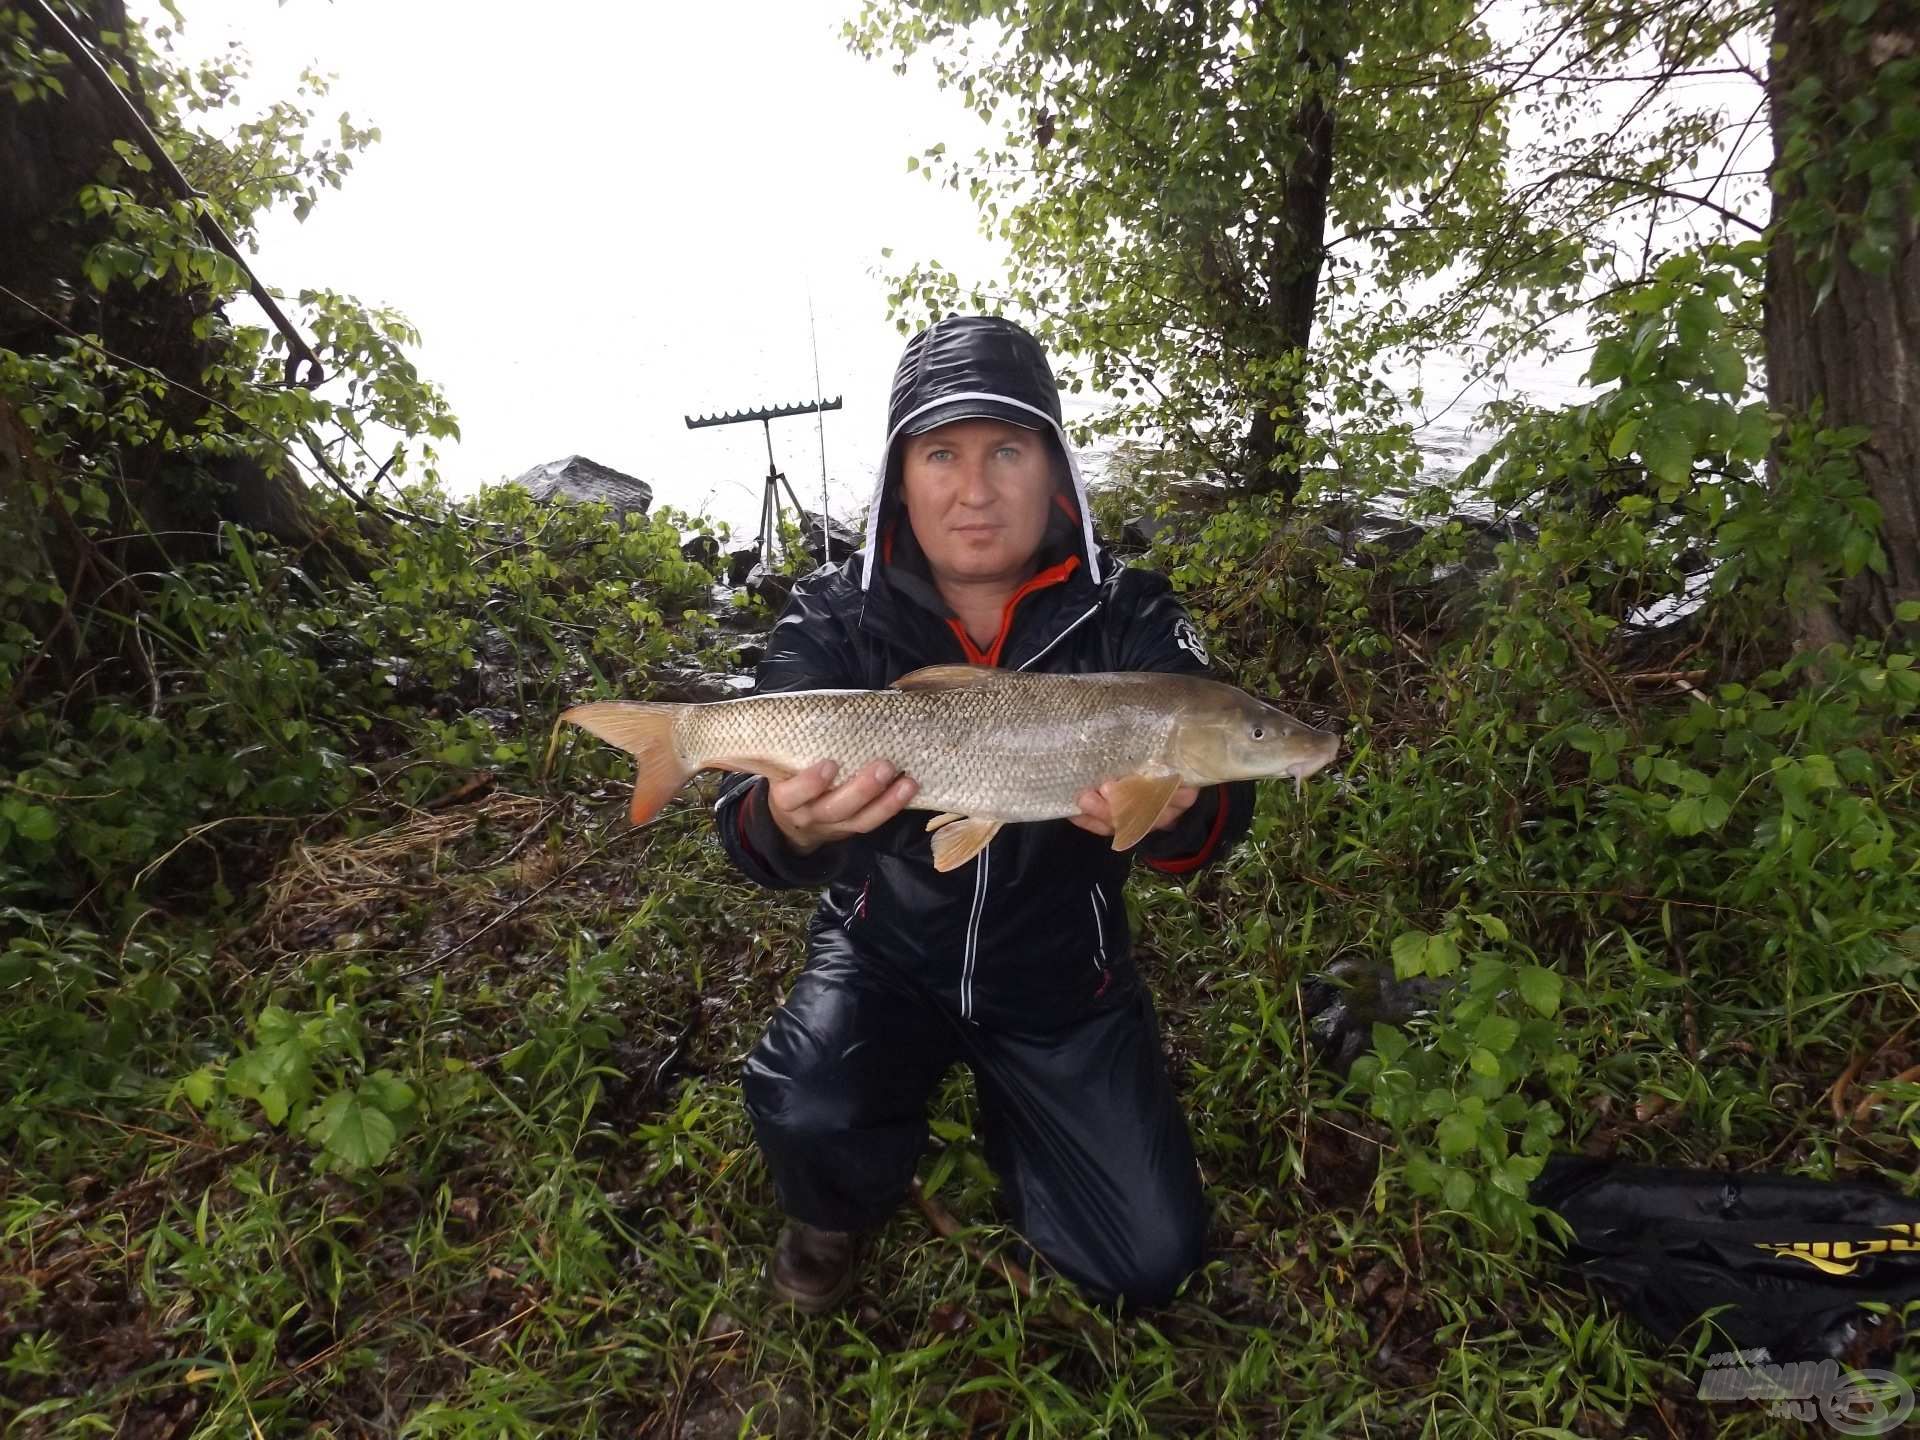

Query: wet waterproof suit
[715,316,1254,1306]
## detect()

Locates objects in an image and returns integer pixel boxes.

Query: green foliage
[4,1,1917,1433]
[1771,0,1920,298]
[846,0,1508,483]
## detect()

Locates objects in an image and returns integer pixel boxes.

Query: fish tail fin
[562,702,692,825]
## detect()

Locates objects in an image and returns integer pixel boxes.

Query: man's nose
[956,454,996,505]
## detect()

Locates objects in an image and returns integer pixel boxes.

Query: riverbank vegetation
[3,0,1916,1434]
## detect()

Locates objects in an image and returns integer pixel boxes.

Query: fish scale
[676,674,1174,822]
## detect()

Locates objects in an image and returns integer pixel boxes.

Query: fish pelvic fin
[561,702,692,826]
[1105,773,1182,852]
[929,816,1003,872]
[892,664,1016,691]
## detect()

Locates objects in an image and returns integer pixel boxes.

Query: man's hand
[1070,780,1200,838]
[768,760,919,855]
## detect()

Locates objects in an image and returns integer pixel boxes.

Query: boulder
[745,563,794,612]
[680,533,721,570]
[726,546,759,586]
[510,455,652,520]
[795,509,861,564]
[1121,512,1167,551]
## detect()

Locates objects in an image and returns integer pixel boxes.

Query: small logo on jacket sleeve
[1173,617,1210,665]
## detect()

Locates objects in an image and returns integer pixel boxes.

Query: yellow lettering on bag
[1754,1227,1920,1275]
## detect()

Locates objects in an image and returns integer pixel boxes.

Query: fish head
[1171,685,1340,786]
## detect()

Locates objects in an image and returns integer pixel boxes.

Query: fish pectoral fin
[1105,773,1183,852]
[929,816,1003,872]
[891,664,1015,691]
[925,812,966,832]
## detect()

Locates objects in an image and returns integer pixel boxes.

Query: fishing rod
[807,291,832,566]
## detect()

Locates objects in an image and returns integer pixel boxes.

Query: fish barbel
[563,664,1339,871]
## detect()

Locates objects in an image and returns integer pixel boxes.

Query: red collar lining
[945,555,1081,668]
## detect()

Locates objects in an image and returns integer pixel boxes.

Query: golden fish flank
[562,664,1340,872]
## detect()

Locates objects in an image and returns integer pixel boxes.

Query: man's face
[899,418,1055,589]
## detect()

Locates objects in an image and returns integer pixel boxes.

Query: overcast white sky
[148,0,1028,535]
[143,0,1725,535]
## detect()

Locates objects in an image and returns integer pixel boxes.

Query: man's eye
[927,449,952,461]
[997,445,1021,458]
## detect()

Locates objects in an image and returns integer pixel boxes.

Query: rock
[726,546,759,586]
[734,642,766,670]
[647,665,755,704]
[509,455,653,520]
[745,564,794,612]
[795,509,861,564]
[1121,512,1167,550]
[681,534,720,570]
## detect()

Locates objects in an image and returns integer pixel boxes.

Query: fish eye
[1251,725,1266,740]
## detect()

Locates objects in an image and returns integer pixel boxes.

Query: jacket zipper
[1089,882,1108,969]
[1017,604,1100,673]
[961,844,989,1020]
[959,600,1101,1021]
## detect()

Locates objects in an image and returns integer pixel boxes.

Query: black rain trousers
[742,916,1209,1309]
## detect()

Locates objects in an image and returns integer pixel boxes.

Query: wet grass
[6,756,1912,1438]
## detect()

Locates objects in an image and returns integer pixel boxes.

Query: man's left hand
[1070,781,1200,838]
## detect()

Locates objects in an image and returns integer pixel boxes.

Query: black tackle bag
[1532,1157,1920,1359]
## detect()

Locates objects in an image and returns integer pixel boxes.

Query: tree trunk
[0,0,330,550]
[1241,87,1339,498]
[1765,0,1920,646]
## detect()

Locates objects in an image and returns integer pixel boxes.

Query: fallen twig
[910,1177,1032,1298]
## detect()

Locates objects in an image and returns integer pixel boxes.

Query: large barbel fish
[563,664,1339,871]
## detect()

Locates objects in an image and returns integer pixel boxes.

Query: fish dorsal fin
[1105,773,1183,852]
[891,664,1017,691]
[929,815,1003,871]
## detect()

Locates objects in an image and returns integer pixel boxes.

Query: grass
[6,743,1911,1438]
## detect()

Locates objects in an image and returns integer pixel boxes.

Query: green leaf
[1493,1153,1544,1199]
[1442,1168,1476,1211]
[1392,930,1430,980]
[1638,418,1693,486]
[1424,934,1461,976]
[1667,795,1706,836]
[1436,1112,1477,1158]
[1586,338,1631,384]
[308,1090,398,1168]
[1474,1015,1520,1053]
[1517,966,1563,1017]
[1607,418,1642,459]
[182,1066,219,1108]
[361,1070,416,1115]
[1703,343,1747,395]
[15,805,57,843]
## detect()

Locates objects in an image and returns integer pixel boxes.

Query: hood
[860,315,1101,591]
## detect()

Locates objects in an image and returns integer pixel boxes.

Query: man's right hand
[768,760,919,855]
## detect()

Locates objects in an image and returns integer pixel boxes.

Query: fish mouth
[1281,731,1341,783]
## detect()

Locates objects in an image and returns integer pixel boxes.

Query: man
[714,315,1254,1313]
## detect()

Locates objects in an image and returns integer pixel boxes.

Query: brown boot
[768,1220,860,1314]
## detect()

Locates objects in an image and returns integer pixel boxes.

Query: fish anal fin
[1105,773,1182,852]
[892,664,1013,691]
[562,701,693,826]
[929,816,1003,871]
